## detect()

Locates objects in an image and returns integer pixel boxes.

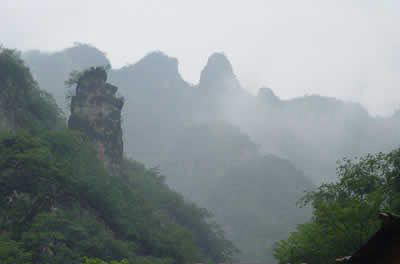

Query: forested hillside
[0,48,63,131]
[4,1,400,263]
[0,48,235,264]
[21,43,400,263]
[22,44,316,262]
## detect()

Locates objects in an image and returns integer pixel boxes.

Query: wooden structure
[336,213,400,264]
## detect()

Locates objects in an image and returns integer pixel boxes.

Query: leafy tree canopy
[0,130,235,264]
[0,47,64,132]
[274,150,400,264]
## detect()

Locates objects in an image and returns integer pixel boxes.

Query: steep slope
[109,52,194,166]
[0,48,63,131]
[22,44,400,263]
[198,53,241,94]
[161,121,313,263]
[23,45,400,184]
[241,90,376,182]
[0,131,235,264]
[161,121,259,203]
[194,53,254,123]
[108,52,312,263]
[68,66,124,176]
[0,50,235,264]
[208,155,313,263]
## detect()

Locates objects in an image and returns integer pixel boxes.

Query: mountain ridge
[20,43,400,262]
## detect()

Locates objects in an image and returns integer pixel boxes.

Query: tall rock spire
[68,66,124,176]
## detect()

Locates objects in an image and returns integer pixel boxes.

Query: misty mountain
[208,155,312,263]
[194,52,255,124]
[241,90,372,182]
[22,43,110,114]
[22,43,400,262]
[239,89,400,182]
[0,49,235,264]
[109,51,194,165]
[108,51,312,263]
[160,121,259,203]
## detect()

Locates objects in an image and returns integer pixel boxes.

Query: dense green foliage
[274,150,400,264]
[0,131,234,264]
[82,257,128,264]
[0,48,63,131]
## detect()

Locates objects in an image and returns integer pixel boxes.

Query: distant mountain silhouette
[194,52,254,123]
[208,155,312,263]
[199,52,241,94]
[23,44,400,262]
[257,87,281,105]
[23,43,110,113]
[242,92,380,182]
[109,51,194,165]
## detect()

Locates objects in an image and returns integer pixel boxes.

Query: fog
[2,1,400,262]
[2,0,400,115]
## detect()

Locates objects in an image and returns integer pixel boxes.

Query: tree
[0,235,32,264]
[0,48,64,131]
[0,131,234,264]
[274,150,400,264]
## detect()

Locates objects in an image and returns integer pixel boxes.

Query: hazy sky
[2,0,399,116]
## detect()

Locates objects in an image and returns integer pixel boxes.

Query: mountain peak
[258,87,281,105]
[111,51,187,89]
[203,53,234,74]
[130,51,179,77]
[63,43,110,67]
[199,52,241,93]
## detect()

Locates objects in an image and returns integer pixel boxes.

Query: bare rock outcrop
[68,66,124,176]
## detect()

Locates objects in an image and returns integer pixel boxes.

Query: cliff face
[68,67,124,176]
